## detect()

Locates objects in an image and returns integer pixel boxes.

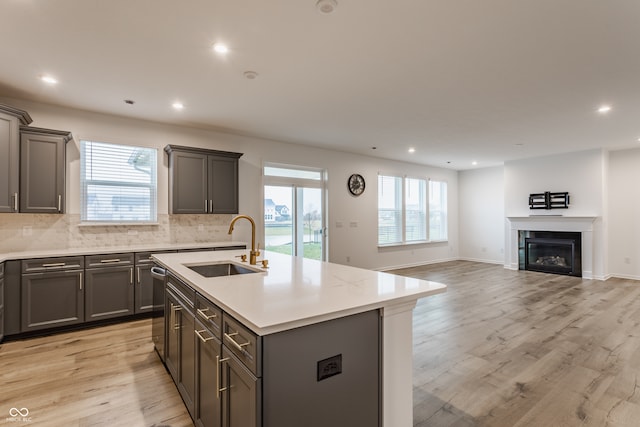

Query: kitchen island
[152,249,446,427]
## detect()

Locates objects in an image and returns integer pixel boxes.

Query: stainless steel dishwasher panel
[150,265,166,362]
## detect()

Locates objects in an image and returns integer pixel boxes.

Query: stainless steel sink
[186,262,260,277]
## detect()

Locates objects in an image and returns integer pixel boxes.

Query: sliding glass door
[264,165,326,261]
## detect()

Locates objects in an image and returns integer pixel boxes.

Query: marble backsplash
[0,213,234,253]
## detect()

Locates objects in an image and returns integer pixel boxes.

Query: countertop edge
[0,241,247,263]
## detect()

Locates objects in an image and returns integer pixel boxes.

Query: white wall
[1,97,458,270]
[608,148,640,279]
[504,149,607,279]
[504,149,605,217]
[458,166,504,264]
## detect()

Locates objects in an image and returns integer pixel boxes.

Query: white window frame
[377,173,448,246]
[80,140,158,224]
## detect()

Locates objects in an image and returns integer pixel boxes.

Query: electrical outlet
[198,224,205,232]
[22,226,32,237]
[346,256,351,263]
[128,229,138,236]
[625,257,631,265]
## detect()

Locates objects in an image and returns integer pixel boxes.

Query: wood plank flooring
[0,319,192,427]
[2,261,640,426]
[391,261,640,427]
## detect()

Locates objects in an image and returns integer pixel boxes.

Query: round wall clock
[348,173,365,196]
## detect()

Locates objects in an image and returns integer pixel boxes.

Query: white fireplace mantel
[505,216,598,279]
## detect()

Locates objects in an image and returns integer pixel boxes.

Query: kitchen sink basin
[186,262,260,277]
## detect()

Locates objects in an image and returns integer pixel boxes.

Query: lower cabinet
[85,254,135,321]
[194,317,222,427]
[0,263,5,342]
[221,347,260,427]
[166,274,197,419]
[21,257,85,331]
[166,275,260,427]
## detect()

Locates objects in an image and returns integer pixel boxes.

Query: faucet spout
[228,215,259,265]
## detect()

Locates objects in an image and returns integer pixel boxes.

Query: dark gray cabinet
[160,272,380,427]
[19,126,72,213]
[0,263,4,342]
[21,257,84,332]
[0,104,31,213]
[85,253,135,321]
[194,317,223,427]
[165,145,243,215]
[166,274,197,418]
[222,347,260,427]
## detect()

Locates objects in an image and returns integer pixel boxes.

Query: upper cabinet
[165,145,243,214]
[20,126,72,213]
[0,104,32,213]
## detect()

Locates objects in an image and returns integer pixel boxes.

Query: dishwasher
[151,265,167,362]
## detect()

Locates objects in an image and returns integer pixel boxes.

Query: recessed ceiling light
[316,0,337,14]
[243,71,259,80]
[172,102,184,110]
[408,147,415,153]
[597,105,612,114]
[212,43,228,54]
[472,161,478,166]
[40,75,58,85]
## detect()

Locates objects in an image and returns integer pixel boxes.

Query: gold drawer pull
[197,308,217,320]
[195,329,214,343]
[224,332,250,352]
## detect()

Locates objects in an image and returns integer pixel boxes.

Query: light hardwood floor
[2,261,640,426]
[392,261,640,427]
[0,319,191,427]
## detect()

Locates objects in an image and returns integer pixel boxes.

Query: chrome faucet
[228,215,260,265]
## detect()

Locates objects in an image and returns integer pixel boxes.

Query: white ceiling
[2,0,639,170]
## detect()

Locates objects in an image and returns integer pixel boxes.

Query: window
[263,163,327,261]
[377,174,447,245]
[377,175,402,245]
[81,140,157,223]
[429,180,448,241]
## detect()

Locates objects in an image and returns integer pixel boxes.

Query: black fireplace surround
[518,230,582,277]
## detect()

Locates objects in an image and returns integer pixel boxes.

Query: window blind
[81,140,157,223]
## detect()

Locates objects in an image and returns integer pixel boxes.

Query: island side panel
[382,301,417,427]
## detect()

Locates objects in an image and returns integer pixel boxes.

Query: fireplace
[518,231,582,277]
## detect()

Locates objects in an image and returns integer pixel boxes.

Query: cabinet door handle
[204,199,208,213]
[13,192,18,211]
[224,332,250,351]
[137,267,141,284]
[172,304,182,331]
[209,200,213,213]
[197,308,217,320]
[42,263,66,268]
[58,195,62,212]
[79,272,83,290]
[130,267,134,285]
[195,329,214,343]
[217,356,230,398]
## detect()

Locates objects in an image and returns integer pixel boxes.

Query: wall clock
[348,173,365,196]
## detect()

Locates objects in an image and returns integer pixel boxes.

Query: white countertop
[0,241,246,263]
[152,250,447,335]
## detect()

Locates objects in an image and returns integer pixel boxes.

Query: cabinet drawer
[223,314,261,376]
[167,274,195,306]
[135,250,176,265]
[195,294,222,338]
[86,253,134,268]
[22,256,84,273]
